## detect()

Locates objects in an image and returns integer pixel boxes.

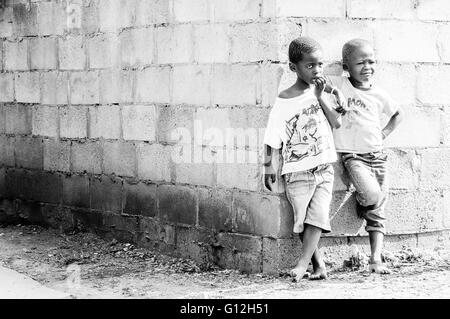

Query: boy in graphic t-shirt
[328,39,403,274]
[264,37,343,282]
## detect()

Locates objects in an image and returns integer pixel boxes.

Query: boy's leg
[368,231,391,274]
[342,153,390,274]
[298,234,327,280]
[291,224,323,282]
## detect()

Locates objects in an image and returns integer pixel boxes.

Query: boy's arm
[314,77,342,129]
[263,144,277,192]
[382,107,403,139]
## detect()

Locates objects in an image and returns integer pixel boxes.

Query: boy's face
[344,45,376,85]
[290,50,324,85]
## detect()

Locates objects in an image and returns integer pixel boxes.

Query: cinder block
[230,23,278,63]
[174,162,215,186]
[214,232,263,274]
[212,64,258,106]
[444,108,450,146]
[0,106,4,135]
[417,0,450,21]
[157,184,197,225]
[4,104,32,135]
[443,190,450,228]
[194,24,229,63]
[103,141,136,177]
[211,0,261,21]
[43,139,70,172]
[59,36,86,70]
[16,200,44,224]
[59,106,88,139]
[102,213,139,242]
[373,21,439,62]
[417,64,450,105]
[303,20,374,62]
[328,191,365,236]
[87,34,120,69]
[216,163,260,191]
[157,105,194,144]
[3,40,30,71]
[123,181,157,217]
[40,71,68,105]
[136,143,172,182]
[70,71,100,105]
[62,174,90,208]
[29,37,57,70]
[90,176,123,212]
[0,167,5,198]
[0,135,15,167]
[73,209,105,232]
[119,28,154,68]
[14,136,43,170]
[386,190,446,234]
[0,7,13,38]
[198,188,233,231]
[172,65,211,106]
[384,107,441,148]
[135,67,170,103]
[232,191,293,238]
[81,0,99,34]
[98,0,121,32]
[118,0,137,29]
[385,149,420,190]
[37,1,66,36]
[347,0,416,19]
[12,2,38,37]
[155,25,193,64]
[41,205,74,232]
[373,63,416,106]
[175,226,216,266]
[32,105,59,138]
[99,69,134,104]
[420,148,450,189]
[262,237,302,274]
[173,0,209,22]
[122,105,157,141]
[0,73,14,102]
[135,0,171,26]
[14,72,40,103]
[88,105,121,139]
[5,168,32,199]
[276,0,345,18]
[29,170,62,204]
[259,63,284,107]
[71,141,102,174]
[438,25,450,63]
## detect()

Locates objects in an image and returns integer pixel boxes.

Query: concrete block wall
[1,0,449,273]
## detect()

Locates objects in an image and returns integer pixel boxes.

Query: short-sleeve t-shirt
[329,76,398,153]
[263,89,337,175]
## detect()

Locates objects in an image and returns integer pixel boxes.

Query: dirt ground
[1,223,450,299]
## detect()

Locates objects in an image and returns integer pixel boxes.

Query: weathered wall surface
[0,0,449,273]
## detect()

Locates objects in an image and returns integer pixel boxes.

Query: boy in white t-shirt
[264,37,343,282]
[328,39,403,274]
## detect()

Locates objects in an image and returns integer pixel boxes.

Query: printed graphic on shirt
[344,97,367,129]
[283,102,329,163]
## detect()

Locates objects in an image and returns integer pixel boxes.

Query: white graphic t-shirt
[263,90,337,175]
[329,76,398,153]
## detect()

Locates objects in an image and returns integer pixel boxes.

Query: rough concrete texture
[1,0,450,273]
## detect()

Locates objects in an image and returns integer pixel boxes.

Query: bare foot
[369,262,391,274]
[290,265,309,282]
[309,265,327,280]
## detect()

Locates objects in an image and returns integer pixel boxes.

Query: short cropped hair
[289,37,322,64]
[342,39,373,64]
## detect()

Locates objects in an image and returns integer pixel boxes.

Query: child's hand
[264,173,276,192]
[332,88,348,115]
[313,76,326,99]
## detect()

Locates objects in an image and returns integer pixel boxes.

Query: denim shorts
[284,163,334,234]
[341,151,388,234]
